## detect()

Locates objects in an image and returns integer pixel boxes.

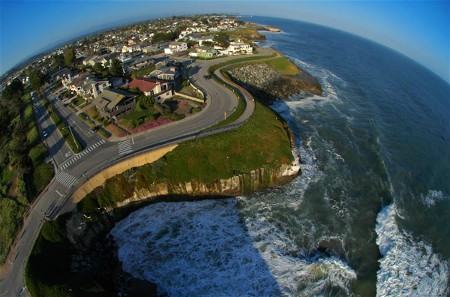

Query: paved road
[0,48,276,297]
[32,93,72,167]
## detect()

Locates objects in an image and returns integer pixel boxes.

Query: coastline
[23,43,322,296]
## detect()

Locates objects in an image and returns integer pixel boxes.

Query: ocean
[110,16,450,296]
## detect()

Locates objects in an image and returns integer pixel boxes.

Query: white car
[43,129,48,137]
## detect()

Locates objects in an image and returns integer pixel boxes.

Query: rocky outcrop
[115,155,301,208]
[227,62,322,103]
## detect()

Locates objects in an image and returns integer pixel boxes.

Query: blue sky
[1,0,449,81]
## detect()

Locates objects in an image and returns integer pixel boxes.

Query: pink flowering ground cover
[131,118,172,133]
[107,123,128,137]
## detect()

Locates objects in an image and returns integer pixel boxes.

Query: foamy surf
[420,190,448,208]
[375,205,449,296]
[111,199,283,296]
[111,196,358,296]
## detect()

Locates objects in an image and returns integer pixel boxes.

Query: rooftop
[127,77,166,93]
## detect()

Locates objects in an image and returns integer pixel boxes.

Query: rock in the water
[227,61,322,103]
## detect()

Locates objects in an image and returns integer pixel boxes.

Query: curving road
[0,47,277,297]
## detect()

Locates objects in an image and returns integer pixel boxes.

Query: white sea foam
[111,196,358,297]
[420,190,448,208]
[111,199,283,296]
[290,56,345,101]
[375,205,449,296]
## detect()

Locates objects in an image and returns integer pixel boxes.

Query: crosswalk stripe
[118,140,133,155]
[56,171,77,188]
[59,139,106,171]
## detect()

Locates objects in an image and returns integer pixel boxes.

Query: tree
[64,47,76,68]
[137,95,154,110]
[109,59,124,77]
[214,32,230,48]
[52,54,64,69]
[93,62,104,74]
[0,79,23,145]
[28,69,44,92]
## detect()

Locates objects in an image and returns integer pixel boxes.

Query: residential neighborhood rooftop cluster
[1,14,257,136]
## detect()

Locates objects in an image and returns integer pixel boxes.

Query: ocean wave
[376,205,449,296]
[290,56,344,101]
[111,197,357,297]
[111,199,283,296]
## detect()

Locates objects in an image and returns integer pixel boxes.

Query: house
[50,68,73,83]
[122,45,133,53]
[125,55,154,71]
[92,88,137,120]
[118,54,132,63]
[198,35,214,46]
[164,42,188,55]
[127,77,173,102]
[189,46,221,59]
[63,73,111,99]
[99,53,119,67]
[82,55,99,66]
[149,65,178,81]
[220,42,253,55]
[185,33,203,42]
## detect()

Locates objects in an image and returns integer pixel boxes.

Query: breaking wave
[375,205,449,296]
[111,196,358,297]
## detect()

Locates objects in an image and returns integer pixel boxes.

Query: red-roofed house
[127,78,173,102]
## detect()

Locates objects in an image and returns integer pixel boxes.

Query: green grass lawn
[264,57,300,75]
[131,65,156,79]
[71,97,86,107]
[80,100,293,209]
[162,102,293,183]
[179,84,204,99]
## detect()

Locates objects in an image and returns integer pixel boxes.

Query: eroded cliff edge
[116,156,300,208]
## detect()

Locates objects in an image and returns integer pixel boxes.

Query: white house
[82,55,99,66]
[220,42,253,55]
[164,42,188,55]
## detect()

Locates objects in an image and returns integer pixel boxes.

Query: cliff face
[116,157,301,208]
[227,62,322,104]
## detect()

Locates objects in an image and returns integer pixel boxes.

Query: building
[123,55,154,73]
[149,65,178,81]
[99,53,119,67]
[127,77,173,103]
[198,35,214,46]
[63,73,111,99]
[82,55,99,66]
[50,68,73,83]
[164,42,188,55]
[220,42,253,55]
[189,46,221,59]
[92,88,137,120]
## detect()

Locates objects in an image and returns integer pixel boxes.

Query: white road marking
[58,139,106,170]
[118,139,133,155]
[55,171,77,188]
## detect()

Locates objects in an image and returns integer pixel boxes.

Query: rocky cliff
[115,155,301,208]
[227,62,322,103]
